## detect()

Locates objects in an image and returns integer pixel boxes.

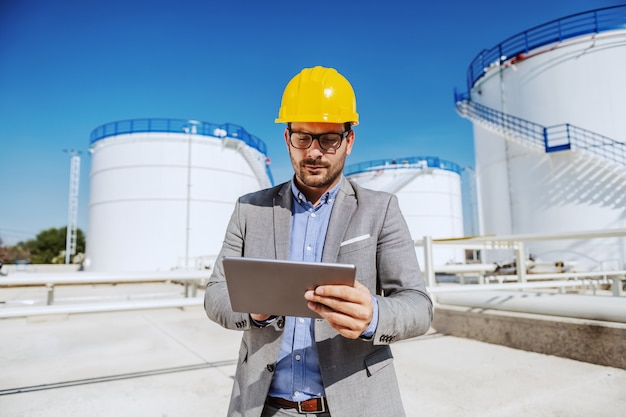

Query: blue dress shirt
[268,178,378,402]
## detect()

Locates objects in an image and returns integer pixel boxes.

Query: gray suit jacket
[205,179,433,417]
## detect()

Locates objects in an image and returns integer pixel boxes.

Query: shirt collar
[291,176,342,206]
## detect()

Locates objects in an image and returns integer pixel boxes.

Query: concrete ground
[1,284,625,417]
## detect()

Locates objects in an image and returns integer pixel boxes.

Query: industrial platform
[1,283,625,416]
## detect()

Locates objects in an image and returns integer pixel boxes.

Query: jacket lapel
[322,179,356,263]
[317,179,357,341]
[273,182,293,260]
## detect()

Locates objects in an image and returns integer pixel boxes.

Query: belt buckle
[297,398,326,414]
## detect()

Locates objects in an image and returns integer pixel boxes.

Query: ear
[284,128,290,149]
[344,130,355,156]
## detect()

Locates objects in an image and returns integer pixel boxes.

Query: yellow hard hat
[275,66,359,125]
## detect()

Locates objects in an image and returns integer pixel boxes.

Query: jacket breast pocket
[364,347,394,377]
[338,234,375,255]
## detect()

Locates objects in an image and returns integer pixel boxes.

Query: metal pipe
[428,279,589,293]
[435,290,626,323]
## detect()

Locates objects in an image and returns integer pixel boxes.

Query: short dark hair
[287,122,352,132]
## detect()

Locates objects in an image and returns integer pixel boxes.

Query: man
[205,66,433,417]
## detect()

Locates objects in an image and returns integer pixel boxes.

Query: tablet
[222,257,356,318]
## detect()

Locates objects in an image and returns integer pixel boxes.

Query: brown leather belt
[266,396,328,414]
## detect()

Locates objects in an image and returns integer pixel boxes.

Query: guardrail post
[46,283,54,305]
[182,280,199,298]
[515,242,527,284]
[423,236,436,290]
[612,276,624,297]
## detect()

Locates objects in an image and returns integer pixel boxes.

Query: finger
[307,294,359,316]
[352,279,367,291]
[307,288,371,317]
[313,284,353,299]
[308,303,366,339]
[308,301,370,333]
[312,283,370,304]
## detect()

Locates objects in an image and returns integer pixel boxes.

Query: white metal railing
[0,298,204,319]
[417,228,626,299]
[3,230,625,319]
[0,270,209,306]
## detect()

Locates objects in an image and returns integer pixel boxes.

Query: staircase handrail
[237,143,273,189]
[455,98,626,166]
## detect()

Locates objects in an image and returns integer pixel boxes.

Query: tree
[19,227,86,264]
[0,244,31,264]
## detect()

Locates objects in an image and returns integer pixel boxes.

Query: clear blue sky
[0,0,621,246]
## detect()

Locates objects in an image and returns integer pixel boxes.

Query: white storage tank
[457,6,626,270]
[86,118,273,272]
[345,156,465,266]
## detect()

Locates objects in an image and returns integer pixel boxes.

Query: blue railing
[90,118,269,156]
[454,94,545,148]
[464,5,626,92]
[90,118,274,186]
[547,124,626,165]
[455,98,626,166]
[344,156,462,177]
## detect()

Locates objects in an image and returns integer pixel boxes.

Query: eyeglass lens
[290,131,344,151]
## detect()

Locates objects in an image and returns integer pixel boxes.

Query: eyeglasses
[288,129,349,152]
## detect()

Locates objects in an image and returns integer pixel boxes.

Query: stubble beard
[292,156,345,189]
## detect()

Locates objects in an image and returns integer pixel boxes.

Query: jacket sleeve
[204,199,254,331]
[370,194,433,345]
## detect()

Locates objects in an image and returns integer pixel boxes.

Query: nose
[306,139,325,157]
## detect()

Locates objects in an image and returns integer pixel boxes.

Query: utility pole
[181,121,198,270]
[64,150,81,264]
[464,166,479,237]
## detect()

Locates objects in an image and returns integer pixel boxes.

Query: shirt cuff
[360,295,379,339]
[250,315,277,328]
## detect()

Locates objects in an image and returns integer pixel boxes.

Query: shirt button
[295,354,301,361]
[298,318,305,323]
[311,212,316,218]
[306,246,312,252]
[294,391,300,397]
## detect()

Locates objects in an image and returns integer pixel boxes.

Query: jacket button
[276,318,285,329]
[266,364,275,372]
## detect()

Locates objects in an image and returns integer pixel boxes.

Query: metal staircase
[222,138,273,189]
[455,97,626,170]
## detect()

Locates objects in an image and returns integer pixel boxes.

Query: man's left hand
[305,280,373,339]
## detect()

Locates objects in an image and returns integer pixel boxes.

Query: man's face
[285,122,354,192]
